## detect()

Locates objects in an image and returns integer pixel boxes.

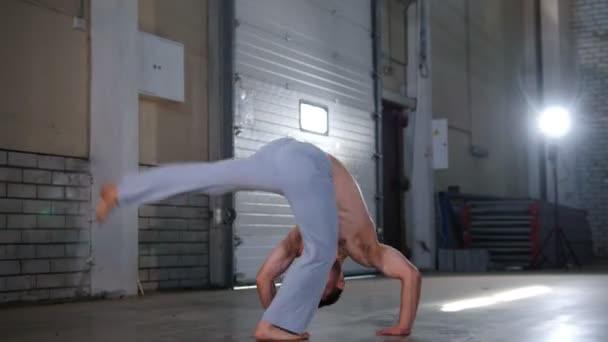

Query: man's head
[319,259,345,308]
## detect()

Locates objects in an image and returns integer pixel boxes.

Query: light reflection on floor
[0,274,606,342]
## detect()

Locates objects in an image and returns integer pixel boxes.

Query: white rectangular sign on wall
[432,119,448,170]
[138,32,185,102]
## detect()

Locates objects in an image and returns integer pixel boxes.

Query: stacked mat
[437,192,594,270]
[461,200,539,269]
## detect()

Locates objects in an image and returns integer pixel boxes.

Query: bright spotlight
[538,106,571,139]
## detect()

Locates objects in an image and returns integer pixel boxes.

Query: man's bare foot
[96,184,118,223]
[254,320,309,341]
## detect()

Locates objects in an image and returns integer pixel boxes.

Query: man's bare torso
[289,153,380,266]
[327,154,379,267]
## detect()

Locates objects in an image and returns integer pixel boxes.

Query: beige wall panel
[0,0,88,157]
[139,101,158,165]
[383,63,407,95]
[431,3,468,130]
[30,0,84,16]
[431,0,528,197]
[139,0,207,57]
[381,0,391,54]
[139,53,208,164]
[389,1,407,64]
[381,0,408,97]
[138,0,208,164]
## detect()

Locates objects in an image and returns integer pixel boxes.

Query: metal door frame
[209,0,387,287]
[207,0,236,288]
[372,0,384,241]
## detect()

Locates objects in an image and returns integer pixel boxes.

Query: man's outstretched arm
[370,243,421,336]
[255,227,302,308]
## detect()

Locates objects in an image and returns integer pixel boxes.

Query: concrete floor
[1,273,607,341]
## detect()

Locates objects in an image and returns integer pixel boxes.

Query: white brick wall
[0,149,91,302]
[572,0,608,256]
[137,166,210,291]
[1,156,212,300]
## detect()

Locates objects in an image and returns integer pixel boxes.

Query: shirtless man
[96,137,421,340]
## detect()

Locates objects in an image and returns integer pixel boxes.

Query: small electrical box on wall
[138,31,185,102]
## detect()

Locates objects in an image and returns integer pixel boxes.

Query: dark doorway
[382,100,408,255]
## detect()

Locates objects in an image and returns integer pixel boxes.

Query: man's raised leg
[96,157,277,222]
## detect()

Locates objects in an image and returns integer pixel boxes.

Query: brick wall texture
[137,166,210,291]
[0,150,91,302]
[0,157,212,303]
[571,0,608,256]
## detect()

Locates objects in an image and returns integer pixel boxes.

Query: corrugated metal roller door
[233,0,376,285]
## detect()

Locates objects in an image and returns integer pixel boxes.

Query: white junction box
[432,119,449,170]
[138,31,185,102]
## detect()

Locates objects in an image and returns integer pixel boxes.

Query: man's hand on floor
[376,325,411,336]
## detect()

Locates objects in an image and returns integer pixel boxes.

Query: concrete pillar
[405,0,435,269]
[89,0,139,296]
